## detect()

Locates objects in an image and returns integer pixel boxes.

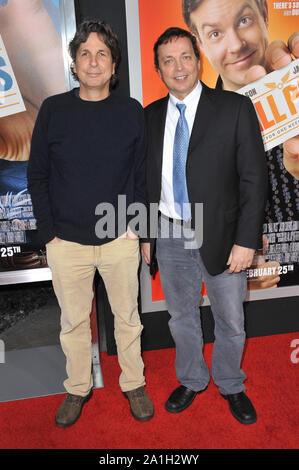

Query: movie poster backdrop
[137,0,299,312]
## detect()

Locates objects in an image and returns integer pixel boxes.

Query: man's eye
[238,16,253,27]
[209,31,220,40]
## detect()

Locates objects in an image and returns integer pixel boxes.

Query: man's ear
[197,59,201,74]
[195,34,202,47]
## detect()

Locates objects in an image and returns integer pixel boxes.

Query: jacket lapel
[188,82,217,157]
[151,96,168,175]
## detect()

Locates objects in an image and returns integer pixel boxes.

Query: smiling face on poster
[185,0,269,91]
[182,0,299,167]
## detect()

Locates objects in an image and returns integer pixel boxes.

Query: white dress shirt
[159,81,202,219]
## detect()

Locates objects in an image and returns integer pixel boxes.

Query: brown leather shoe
[124,386,154,422]
[55,390,93,428]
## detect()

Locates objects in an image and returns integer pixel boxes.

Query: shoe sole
[55,390,93,428]
[130,409,155,422]
[124,393,154,422]
[221,395,257,425]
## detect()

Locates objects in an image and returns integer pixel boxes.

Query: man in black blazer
[141,27,267,425]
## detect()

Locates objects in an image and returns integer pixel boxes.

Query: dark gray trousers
[156,217,247,395]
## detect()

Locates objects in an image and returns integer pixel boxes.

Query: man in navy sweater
[27,19,154,427]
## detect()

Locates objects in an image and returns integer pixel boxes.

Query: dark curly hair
[68,19,121,89]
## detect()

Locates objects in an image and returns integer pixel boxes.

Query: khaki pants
[46,237,145,396]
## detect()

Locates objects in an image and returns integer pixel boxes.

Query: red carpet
[0,332,298,450]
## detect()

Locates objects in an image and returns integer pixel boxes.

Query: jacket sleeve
[234,96,268,249]
[27,99,56,244]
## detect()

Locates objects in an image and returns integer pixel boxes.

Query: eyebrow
[162,50,192,59]
[79,48,107,53]
[201,3,255,32]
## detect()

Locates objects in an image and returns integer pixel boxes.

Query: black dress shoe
[221,392,257,425]
[165,385,207,413]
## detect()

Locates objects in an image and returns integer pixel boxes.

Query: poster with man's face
[139,0,298,100]
[138,0,299,310]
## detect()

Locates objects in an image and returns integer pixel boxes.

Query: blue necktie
[173,103,191,221]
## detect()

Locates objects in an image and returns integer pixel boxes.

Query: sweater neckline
[71,87,113,104]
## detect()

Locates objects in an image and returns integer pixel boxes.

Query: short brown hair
[182,0,267,33]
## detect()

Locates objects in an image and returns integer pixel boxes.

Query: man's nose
[226,28,246,54]
[175,59,183,71]
[89,55,99,66]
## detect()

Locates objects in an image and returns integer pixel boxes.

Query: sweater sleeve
[27,99,56,244]
[133,103,147,206]
[131,102,149,241]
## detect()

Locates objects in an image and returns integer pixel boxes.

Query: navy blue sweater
[27,89,146,245]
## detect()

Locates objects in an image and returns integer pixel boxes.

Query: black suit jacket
[144,82,268,276]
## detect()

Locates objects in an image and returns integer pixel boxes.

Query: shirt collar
[169,80,202,111]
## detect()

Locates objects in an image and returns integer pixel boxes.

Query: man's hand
[0,0,66,161]
[125,225,139,240]
[0,99,37,161]
[265,32,299,71]
[226,244,255,274]
[47,236,60,244]
[247,236,280,289]
[283,136,299,180]
[244,31,299,180]
[141,242,150,265]
[247,260,280,290]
